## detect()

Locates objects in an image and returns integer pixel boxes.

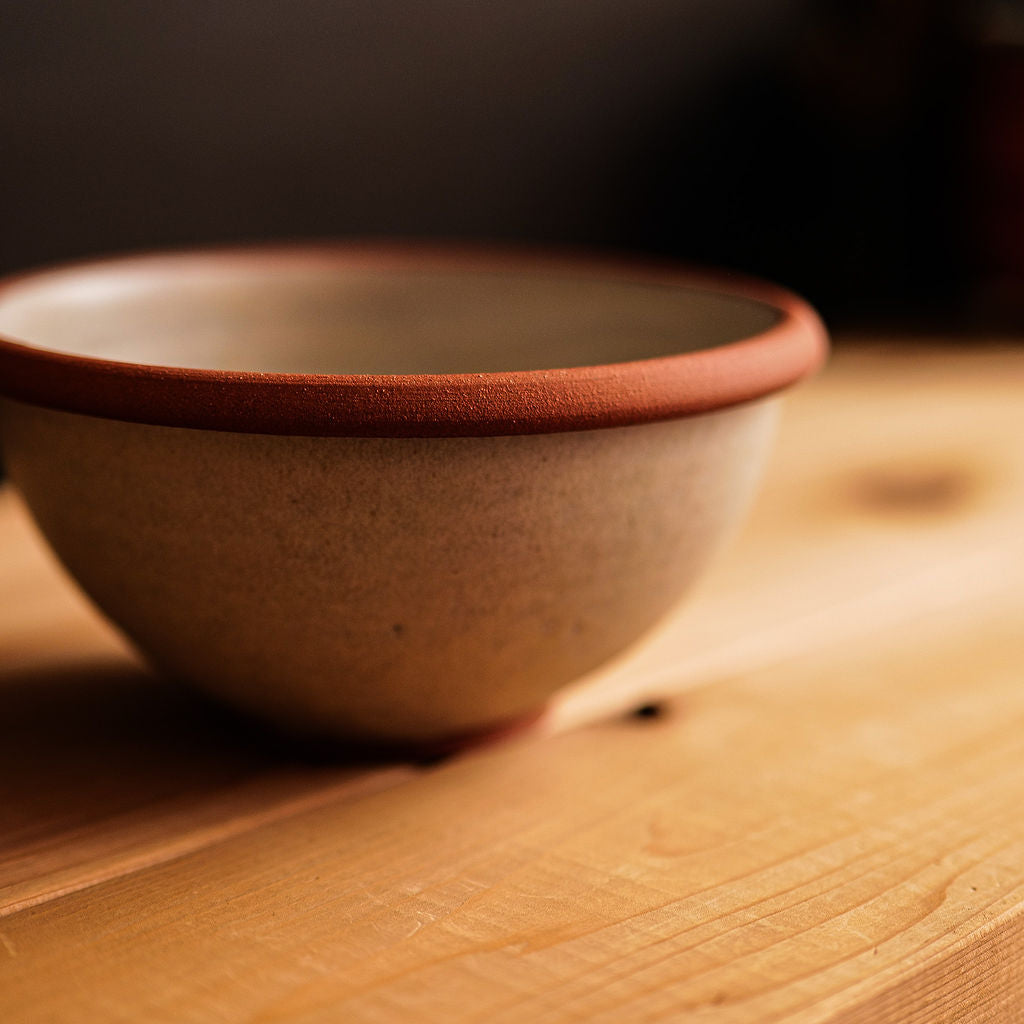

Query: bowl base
[215,703,551,765]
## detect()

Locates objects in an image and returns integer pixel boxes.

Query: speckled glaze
[0,245,826,743]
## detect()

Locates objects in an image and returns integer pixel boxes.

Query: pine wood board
[2,341,1024,1021]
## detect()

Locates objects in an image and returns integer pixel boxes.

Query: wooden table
[3,342,1024,1022]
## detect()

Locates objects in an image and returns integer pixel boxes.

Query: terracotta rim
[0,243,828,437]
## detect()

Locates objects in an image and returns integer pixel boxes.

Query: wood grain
[3,341,1024,1022]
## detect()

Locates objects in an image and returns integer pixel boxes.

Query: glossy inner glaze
[0,261,781,375]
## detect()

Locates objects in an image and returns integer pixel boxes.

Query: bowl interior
[0,257,781,375]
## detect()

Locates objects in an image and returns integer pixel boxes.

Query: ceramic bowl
[0,245,826,744]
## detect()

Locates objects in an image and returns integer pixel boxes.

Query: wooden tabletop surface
[3,341,1024,1022]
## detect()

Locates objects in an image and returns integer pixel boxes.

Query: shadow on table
[0,660,401,863]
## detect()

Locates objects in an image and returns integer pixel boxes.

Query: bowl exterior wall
[0,399,777,740]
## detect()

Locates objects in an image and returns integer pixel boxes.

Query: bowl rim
[0,242,828,437]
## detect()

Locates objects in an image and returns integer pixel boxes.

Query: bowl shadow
[0,659,406,876]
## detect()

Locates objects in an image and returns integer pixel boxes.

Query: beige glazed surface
[1,400,776,740]
[0,246,824,743]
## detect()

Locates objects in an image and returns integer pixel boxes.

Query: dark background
[0,0,1021,329]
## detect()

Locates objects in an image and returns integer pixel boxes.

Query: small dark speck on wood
[632,702,666,720]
